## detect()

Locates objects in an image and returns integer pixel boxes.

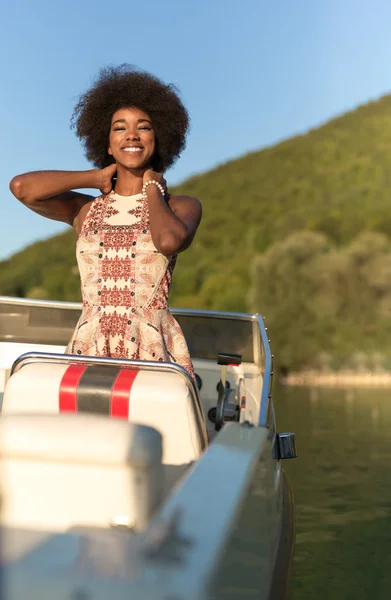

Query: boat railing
[257,315,273,427]
[0,296,272,429]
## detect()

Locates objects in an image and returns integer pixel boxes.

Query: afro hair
[71,64,190,172]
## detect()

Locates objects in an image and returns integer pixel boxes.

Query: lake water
[274,384,391,600]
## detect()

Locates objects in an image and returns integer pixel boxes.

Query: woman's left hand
[143,169,167,196]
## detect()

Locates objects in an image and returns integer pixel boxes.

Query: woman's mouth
[121,146,143,153]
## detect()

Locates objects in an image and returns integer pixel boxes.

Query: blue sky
[2,0,391,259]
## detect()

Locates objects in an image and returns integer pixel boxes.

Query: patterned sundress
[66,190,195,379]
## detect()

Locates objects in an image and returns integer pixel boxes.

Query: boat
[0,295,297,599]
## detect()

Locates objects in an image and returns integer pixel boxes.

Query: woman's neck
[113,166,145,196]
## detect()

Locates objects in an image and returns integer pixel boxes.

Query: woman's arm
[9,165,116,226]
[142,170,202,256]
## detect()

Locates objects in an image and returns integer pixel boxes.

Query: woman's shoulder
[168,194,202,212]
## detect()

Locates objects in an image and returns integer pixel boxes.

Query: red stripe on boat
[59,365,87,412]
[110,369,139,419]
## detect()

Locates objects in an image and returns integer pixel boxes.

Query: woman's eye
[114,127,125,131]
[139,126,152,131]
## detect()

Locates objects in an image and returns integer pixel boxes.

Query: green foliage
[249,231,391,371]
[0,230,81,302]
[4,94,391,368]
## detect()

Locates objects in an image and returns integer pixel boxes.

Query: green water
[274,385,391,599]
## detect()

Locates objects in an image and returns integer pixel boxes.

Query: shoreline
[280,371,391,388]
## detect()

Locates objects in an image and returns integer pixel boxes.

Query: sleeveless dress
[66,190,195,380]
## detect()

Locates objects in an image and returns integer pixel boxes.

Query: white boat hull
[0,296,296,599]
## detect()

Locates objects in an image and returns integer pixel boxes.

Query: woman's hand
[99,163,117,195]
[142,169,167,195]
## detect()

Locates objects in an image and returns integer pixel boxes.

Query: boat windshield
[0,301,79,345]
[174,315,254,363]
[0,300,255,363]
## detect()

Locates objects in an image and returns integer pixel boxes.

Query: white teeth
[122,147,143,152]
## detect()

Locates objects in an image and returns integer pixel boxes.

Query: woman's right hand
[99,163,117,195]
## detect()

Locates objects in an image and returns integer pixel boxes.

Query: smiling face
[107,107,156,170]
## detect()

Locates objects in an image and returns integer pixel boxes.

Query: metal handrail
[257,315,272,428]
[0,296,256,321]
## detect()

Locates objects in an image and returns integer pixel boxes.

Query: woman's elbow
[156,230,189,256]
[9,176,25,201]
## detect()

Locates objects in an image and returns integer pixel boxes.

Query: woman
[9,65,201,379]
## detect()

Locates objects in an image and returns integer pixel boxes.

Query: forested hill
[2,94,391,370]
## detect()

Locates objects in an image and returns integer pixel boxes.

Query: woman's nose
[126,129,140,140]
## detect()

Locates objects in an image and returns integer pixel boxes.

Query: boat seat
[2,360,208,467]
[0,414,163,533]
